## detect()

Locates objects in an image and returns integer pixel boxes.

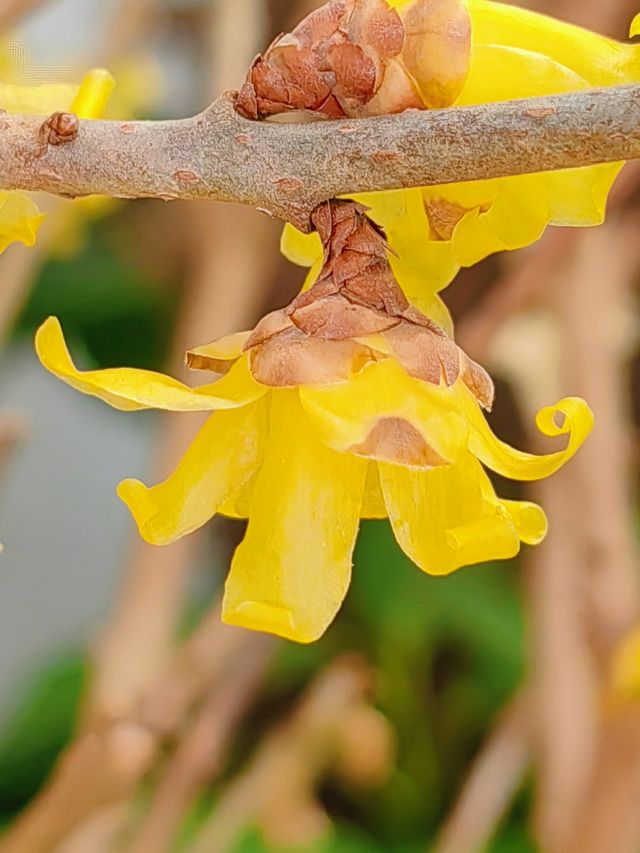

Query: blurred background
[1,0,640,851]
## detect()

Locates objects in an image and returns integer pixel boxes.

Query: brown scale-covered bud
[39,111,80,147]
[241,200,494,413]
[186,201,494,469]
[235,0,471,120]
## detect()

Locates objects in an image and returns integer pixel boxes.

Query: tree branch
[0,0,47,30]
[1,85,640,229]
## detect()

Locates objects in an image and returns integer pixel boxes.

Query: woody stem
[0,85,639,230]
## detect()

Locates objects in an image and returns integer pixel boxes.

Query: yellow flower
[281,0,640,310]
[0,54,114,254]
[35,202,593,643]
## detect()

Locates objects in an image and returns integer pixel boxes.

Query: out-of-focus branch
[0,414,27,484]
[189,657,386,853]
[0,615,266,853]
[2,86,640,229]
[555,220,640,853]
[567,707,640,853]
[481,214,640,853]
[457,229,577,362]
[0,0,46,30]
[100,0,157,62]
[130,637,274,853]
[556,220,640,647]
[527,467,600,853]
[433,689,533,853]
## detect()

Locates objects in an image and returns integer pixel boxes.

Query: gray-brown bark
[1,85,640,230]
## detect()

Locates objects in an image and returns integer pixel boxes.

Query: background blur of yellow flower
[45,55,164,259]
[0,41,114,256]
[610,626,640,700]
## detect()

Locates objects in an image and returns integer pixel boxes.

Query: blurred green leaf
[233,823,404,853]
[0,653,84,817]
[16,225,177,370]
[489,824,538,853]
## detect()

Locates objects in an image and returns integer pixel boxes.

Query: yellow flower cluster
[0,42,114,254]
[36,201,593,643]
[283,0,640,324]
[32,0,630,643]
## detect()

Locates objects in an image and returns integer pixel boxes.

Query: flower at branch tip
[0,52,114,254]
[35,201,593,644]
[273,0,640,297]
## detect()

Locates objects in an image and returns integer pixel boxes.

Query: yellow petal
[222,390,367,643]
[71,68,116,119]
[500,499,548,546]
[468,0,640,86]
[380,450,545,575]
[464,391,594,481]
[545,163,623,227]
[0,82,78,114]
[217,473,257,520]
[631,13,640,39]
[361,463,387,519]
[280,225,325,296]
[456,44,587,107]
[118,401,267,545]
[0,191,43,253]
[434,176,548,268]
[186,331,251,372]
[398,0,471,109]
[0,65,114,117]
[35,317,266,412]
[280,224,322,267]
[300,359,469,465]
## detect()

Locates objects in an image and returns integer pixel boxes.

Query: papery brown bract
[236,0,471,119]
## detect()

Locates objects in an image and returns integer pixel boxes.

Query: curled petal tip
[535,396,595,439]
[467,394,594,482]
[34,316,66,364]
[503,500,548,546]
[630,12,640,38]
[117,478,185,547]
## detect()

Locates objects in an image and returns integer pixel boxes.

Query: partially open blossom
[276,0,640,300]
[0,59,114,254]
[36,201,592,643]
[236,0,471,119]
